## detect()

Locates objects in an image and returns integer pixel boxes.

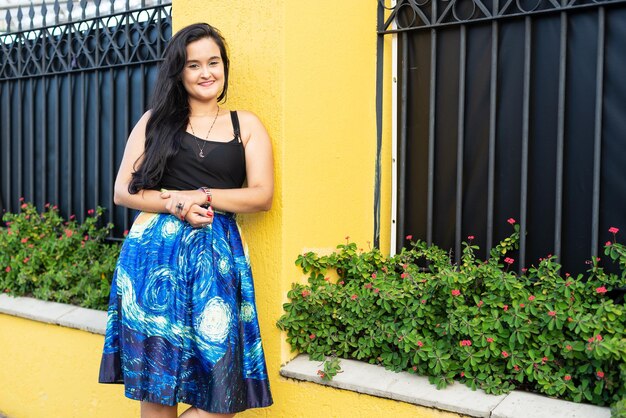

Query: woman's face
[182,37,225,104]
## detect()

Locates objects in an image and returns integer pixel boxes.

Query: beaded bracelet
[199,187,212,207]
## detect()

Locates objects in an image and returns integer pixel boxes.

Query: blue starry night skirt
[98,211,273,413]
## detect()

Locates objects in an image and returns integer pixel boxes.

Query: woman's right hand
[161,189,207,220]
[184,204,214,228]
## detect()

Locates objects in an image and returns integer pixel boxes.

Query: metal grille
[0,1,171,238]
[378,0,626,275]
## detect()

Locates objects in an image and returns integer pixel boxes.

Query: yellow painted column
[174,1,420,417]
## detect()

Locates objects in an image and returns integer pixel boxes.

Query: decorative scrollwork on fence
[379,0,626,32]
[0,3,171,80]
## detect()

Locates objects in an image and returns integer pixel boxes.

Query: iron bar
[54,74,60,206]
[554,12,567,259]
[16,79,23,201]
[591,7,605,256]
[374,2,384,248]
[80,70,86,217]
[519,16,532,271]
[455,24,467,263]
[94,70,101,216]
[427,29,436,246]
[397,31,408,250]
[487,19,498,254]
[28,78,35,202]
[41,76,47,209]
[107,67,115,237]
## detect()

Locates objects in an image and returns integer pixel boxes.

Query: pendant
[199,150,205,158]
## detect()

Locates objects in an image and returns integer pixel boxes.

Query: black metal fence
[379,0,626,275]
[0,0,171,238]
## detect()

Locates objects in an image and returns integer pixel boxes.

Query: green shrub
[277,221,626,413]
[0,200,120,310]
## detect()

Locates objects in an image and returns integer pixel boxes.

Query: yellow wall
[0,313,461,418]
[0,2,458,418]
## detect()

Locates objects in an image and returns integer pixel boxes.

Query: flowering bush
[0,200,120,310]
[277,222,626,414]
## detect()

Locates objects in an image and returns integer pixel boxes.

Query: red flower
[507,218,516,225]
[4,267,10,273]
[371,273,377,279]
[19,197,24,202]
[503,305,509,311]
[69,214,76,220]
[309,334,316,340]
[364,283,372,289]
[324,277,330,282]
[504,257,514,265]
[301,290,311,297]
[339,281,345,285]
[486,337,494,343]
[521,268,527,273]
[123,230,129,237]
[605,241,612,246]
[412,366,417,371]
[596,286,607,294]
[350,294,358,300]
[541,356,548,364]
[459,340,472,347]
[417,341,424,347]
[21,203,27,209]
[317,370,326,378]
[467,235,475,240]
[548,311,557,317]
[87,209,95,216]
[596,371,605,379]
[588,337,595,343]
[519,303,525,308]
[373,288,380,294]
[20,238,28,243]
[502,351,509,358]
[477,300,484,307]
[608,227,619,234]
[460,371,465,377]
[528,295,536,301]
[565,344,572,351]
[44,203,50,208]
[451,289,461,297]
[596,334,603,341]
[64,229,73,238]
[400,273,407,279]
[564,375,571,381]
[406,235,413,240]
[23,257,30,263]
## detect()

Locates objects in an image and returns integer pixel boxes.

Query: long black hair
[128,23,230,193]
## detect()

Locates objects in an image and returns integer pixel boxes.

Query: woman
[98,23,274,418]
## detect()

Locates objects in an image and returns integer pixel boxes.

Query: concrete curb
[280,355,612,418]
[0,294,107,335]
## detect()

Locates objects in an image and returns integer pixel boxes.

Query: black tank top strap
[230,110,241,143]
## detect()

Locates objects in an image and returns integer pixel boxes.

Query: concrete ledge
[280,355,611,418]
[0,294,107,335]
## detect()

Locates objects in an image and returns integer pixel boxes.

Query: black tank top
[157,111,246,191]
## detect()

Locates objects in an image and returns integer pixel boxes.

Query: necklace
[188,105,220,158]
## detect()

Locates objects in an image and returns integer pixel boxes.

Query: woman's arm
[114,111,206,216]
[201,110,274,214]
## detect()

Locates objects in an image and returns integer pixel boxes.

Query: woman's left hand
[184,204,214,228]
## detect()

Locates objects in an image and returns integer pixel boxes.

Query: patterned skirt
[98,211,273,413]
